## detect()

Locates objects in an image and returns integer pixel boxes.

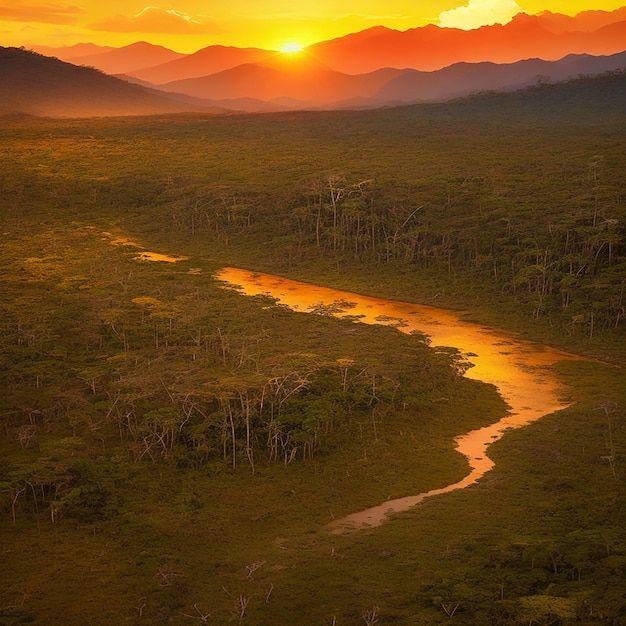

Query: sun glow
[280,43,304,53]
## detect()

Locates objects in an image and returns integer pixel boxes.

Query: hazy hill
[0,47,217,118]
[66,41,186,75]
[161,53,404,104]
[32,42,116,60]
[127,45,275,84]
[370,51,626,106]
[5,45,625,117]
[157,50,626,110]
[308,11,626,74]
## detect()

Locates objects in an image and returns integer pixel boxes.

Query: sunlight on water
[104,232,188,263]
[216,267,586,532]
[135,251,189,263]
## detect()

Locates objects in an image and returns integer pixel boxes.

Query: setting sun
[280,43,305,53]
[1,1,623,51]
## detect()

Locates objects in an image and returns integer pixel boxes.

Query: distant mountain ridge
[4,45,625,117]
[33,42,116,59]
[160,53,404,104]
[154,50,626,110]
[32,6,626,79]
[307,12,626,74]
[369,51,626,107]
[67,41,186,75]
[129,46,275,84]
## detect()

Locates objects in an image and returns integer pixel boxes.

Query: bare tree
[362,606,380,625]
[441,601,460,617]
[596,401,619,479]
[245,560,265,579]
[179,604,212,623]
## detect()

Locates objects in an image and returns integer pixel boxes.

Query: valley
[0,63,625,625]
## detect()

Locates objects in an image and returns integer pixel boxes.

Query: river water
[215,267,583,532]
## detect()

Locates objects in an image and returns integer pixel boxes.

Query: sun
[280,43,304,53]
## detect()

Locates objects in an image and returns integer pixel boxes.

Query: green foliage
[0,84,625,623]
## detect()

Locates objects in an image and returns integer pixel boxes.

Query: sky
[1,0,624,52]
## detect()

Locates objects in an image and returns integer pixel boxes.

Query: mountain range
[155,50,626,109]
[305,9,626,74]
[7,6,626,117]
[34,7,626,79]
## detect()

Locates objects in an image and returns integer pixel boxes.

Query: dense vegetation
[1,73,625,624]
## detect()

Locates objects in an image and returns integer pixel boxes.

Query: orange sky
[1,0,625,52]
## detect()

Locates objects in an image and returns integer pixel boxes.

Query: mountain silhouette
[369,52,626,106]
[35,7,625,81]
[33,42,116,60]
[31,7,626,80]
[160,52,405,104]
[155,49,626,110]
[128,45,274,84]
[307,10,626,73]
[0,47,217,117]
[4,46,625,117]
[63,41,185,75]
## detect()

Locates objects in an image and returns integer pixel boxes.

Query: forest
[1,72,625,624]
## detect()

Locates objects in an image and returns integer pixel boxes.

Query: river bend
[216,267,583,533]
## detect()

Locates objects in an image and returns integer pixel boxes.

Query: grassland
[1,73,625,624]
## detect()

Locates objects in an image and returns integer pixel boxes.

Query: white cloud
[135,7,203,26]
[438,0,522,30]
[89,6,221,34]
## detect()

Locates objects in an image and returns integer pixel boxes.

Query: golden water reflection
[105,233,189,263]
[216,267,585,532]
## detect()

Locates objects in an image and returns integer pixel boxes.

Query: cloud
[89,6,221,34]
[438,0,522,30]
[0,3,84,25]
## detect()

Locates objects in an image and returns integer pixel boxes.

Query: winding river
[216,267,586,533]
